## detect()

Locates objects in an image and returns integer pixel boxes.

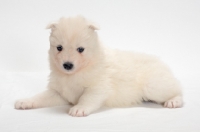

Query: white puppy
[15,16,183,117]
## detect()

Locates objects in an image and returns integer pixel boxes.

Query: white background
[0,0,200,85]
[0,1,200,131]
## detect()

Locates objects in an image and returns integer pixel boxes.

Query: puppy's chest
[58,79,84,105]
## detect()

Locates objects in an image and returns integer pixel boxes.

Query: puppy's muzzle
[63,62,74,70]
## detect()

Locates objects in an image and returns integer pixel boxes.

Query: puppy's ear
[46,22,58,30]
[88,23,100,30]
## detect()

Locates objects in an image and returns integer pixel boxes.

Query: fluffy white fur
[15,16,183,117]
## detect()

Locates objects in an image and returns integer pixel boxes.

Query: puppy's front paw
[69,105,92,117]
[15,99,36,110]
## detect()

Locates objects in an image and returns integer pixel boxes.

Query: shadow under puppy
[15,16,183,117]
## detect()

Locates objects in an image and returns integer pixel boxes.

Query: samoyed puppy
[15,16,183,117]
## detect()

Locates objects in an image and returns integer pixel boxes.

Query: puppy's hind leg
[143,74,183,108]
[15,90,67,110]
[164,95,183,108]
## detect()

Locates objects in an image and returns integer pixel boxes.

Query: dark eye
[57,45,63,51]
[77,47,84,53]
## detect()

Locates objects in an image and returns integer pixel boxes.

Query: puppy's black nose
[63,62,73,70]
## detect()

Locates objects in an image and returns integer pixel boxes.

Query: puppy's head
[47,16,100,74]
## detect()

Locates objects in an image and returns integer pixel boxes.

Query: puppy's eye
[77,47,84,53]
[57,45,63,51]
